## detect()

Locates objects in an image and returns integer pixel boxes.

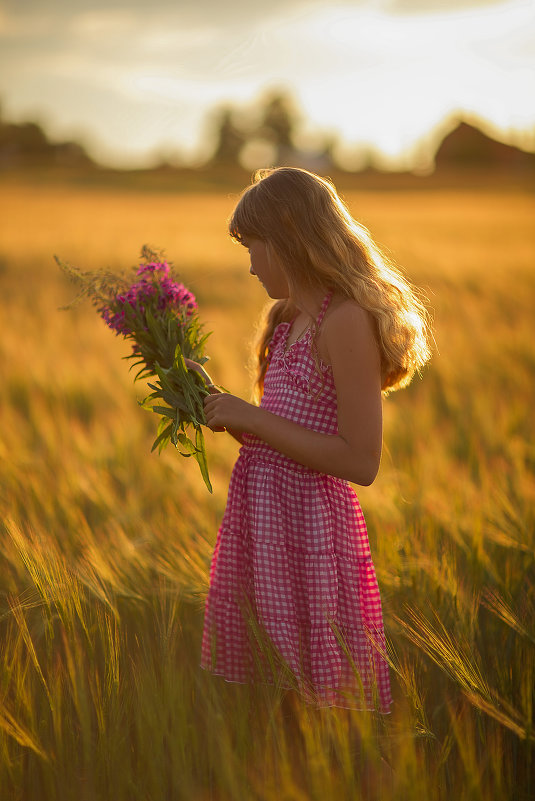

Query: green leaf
[196,331,212,356]
[151,405,176,419]
[152,387,192,415]
[174,342,188,371]
[156,415,171,437]
[145,308,171,363]
[151,423,173,453]
[176,432,197,455]
[133,365,152,382]
[139,391,161,408]
[194,425,212,493]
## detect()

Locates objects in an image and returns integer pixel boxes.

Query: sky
[0,0,534,170]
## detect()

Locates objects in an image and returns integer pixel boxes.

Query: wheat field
[0,177,534,800]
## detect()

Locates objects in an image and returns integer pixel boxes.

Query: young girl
[191,167,430,711]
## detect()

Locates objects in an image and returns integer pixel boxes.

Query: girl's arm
[204,303,383,486]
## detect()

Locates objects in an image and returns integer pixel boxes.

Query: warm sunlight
[0,0,533,168]
[1,4,534,796]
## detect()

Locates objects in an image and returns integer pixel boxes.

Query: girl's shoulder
[322,297,372,333]
[318,297,378,363]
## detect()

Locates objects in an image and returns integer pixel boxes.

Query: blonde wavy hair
[229,167,432,397]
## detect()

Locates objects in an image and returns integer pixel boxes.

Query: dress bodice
[241,293,338,464]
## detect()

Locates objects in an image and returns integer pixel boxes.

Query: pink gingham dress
[201,293,392,711]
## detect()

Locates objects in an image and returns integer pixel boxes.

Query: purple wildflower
[98,259,197,336]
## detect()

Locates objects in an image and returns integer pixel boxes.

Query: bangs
[228,186,265,244]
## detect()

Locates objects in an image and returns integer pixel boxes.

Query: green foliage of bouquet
[56,245,214,492]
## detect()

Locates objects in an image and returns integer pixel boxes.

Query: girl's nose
[249,264,256,276]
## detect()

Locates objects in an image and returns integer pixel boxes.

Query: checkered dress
[201,293,392,711]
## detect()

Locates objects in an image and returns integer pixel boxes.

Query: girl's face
[245,238,289,299]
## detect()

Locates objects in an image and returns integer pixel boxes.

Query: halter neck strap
[315,291,333,329]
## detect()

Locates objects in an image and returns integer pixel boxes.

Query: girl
[191,167,430,711]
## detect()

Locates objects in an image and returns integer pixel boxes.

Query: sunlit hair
[229,167,432,398]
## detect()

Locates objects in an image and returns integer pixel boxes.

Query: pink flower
[98,261,198,336]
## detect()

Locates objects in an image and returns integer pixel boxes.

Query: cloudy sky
[0,0,534,169]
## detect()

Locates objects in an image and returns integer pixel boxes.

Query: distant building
[434,120,535,171]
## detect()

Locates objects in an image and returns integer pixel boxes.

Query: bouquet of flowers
[56,245,214,492]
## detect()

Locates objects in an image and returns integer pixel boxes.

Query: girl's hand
[184,358,216,391]
[204,392,259,433]
[184,358,225,430]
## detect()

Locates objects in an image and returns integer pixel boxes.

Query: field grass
[0,176,534,800]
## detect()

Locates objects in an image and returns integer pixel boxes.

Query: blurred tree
[209,91,306,169]
[210,106,246,166]
[0,105,93,169]
[259,92,297,165]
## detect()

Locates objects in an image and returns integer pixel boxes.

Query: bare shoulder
[320,298,378,359]
[323,298,373,335]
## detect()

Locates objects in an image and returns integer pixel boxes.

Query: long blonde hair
[229,167,431,396]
